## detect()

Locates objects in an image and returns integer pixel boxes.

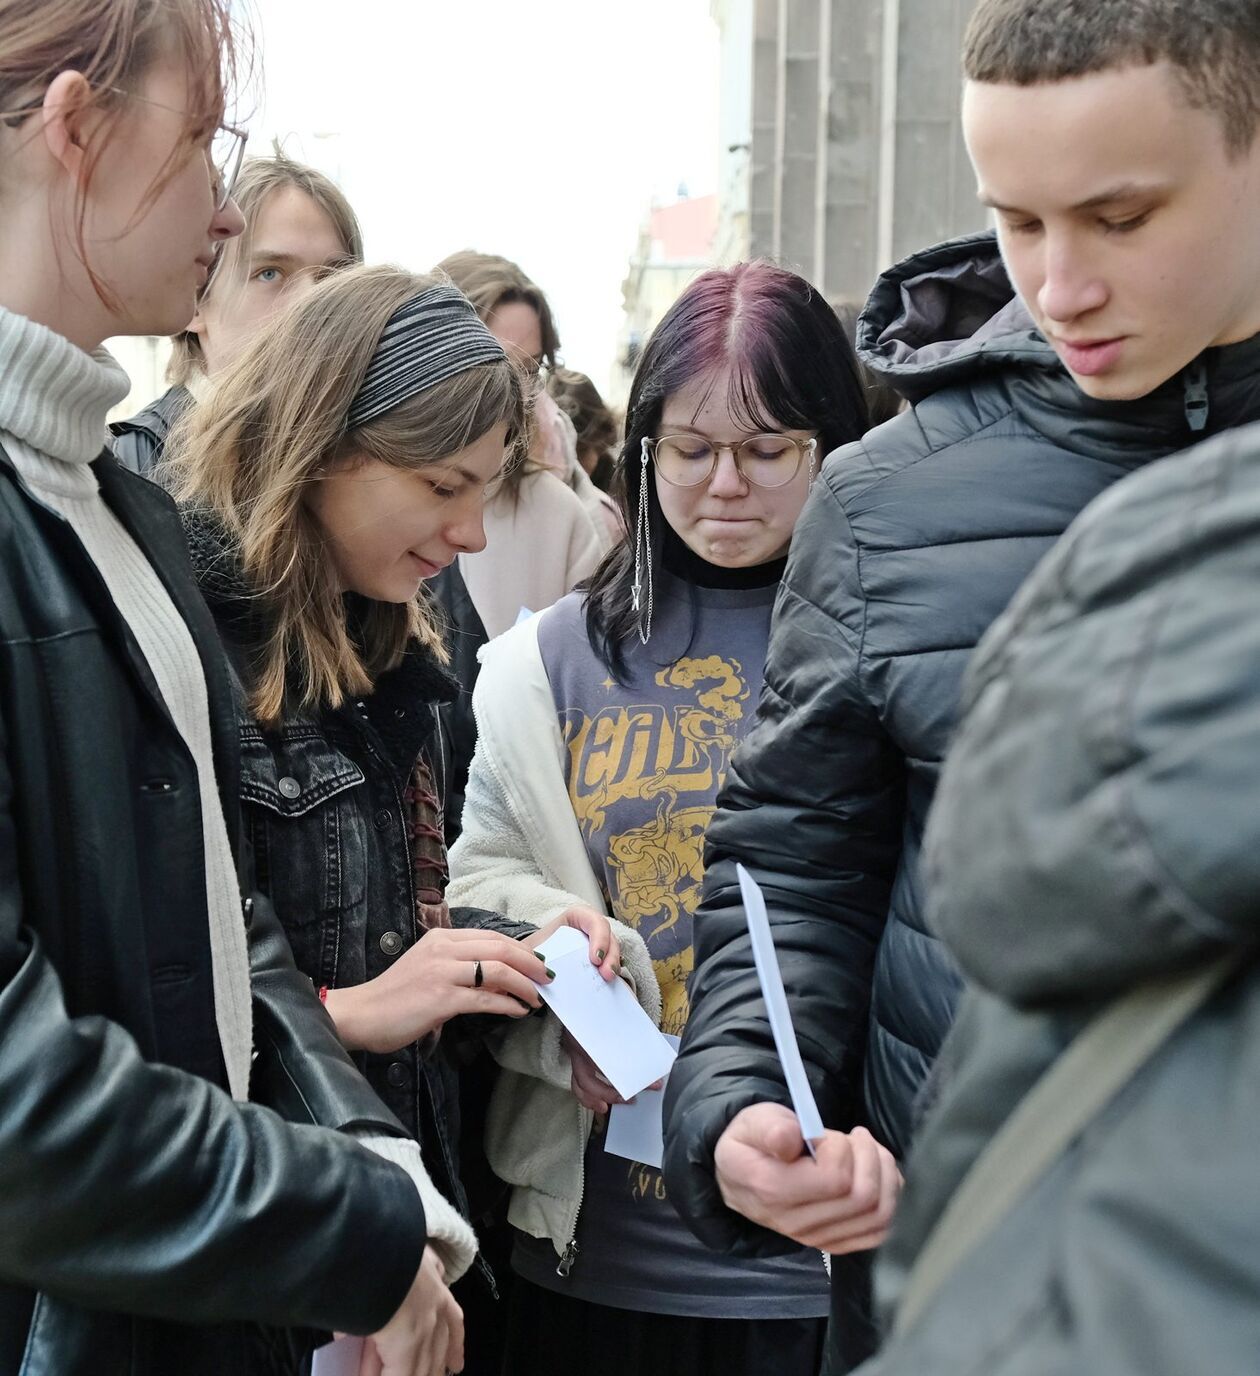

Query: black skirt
[501,1277,827,1376]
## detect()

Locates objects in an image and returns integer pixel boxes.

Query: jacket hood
[858,232,1260,454]
[857,231,1055,405]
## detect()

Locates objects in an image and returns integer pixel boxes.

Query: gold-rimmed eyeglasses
[0,86,247,212]
[650,432,817,489]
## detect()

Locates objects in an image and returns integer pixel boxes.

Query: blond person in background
[111,150,362,475]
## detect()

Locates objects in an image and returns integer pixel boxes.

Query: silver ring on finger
[473,959,484,989]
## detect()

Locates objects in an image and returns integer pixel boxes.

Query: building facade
[713,0,987,306]
[611,192,718,404]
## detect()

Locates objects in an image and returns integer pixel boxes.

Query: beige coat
[458,468,606,639]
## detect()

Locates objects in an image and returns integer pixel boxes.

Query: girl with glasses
[0,4,461,1374]
[447,261,869,1376]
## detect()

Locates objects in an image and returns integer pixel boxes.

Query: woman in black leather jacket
[0,6,458,1374]
[167,263,621,1371]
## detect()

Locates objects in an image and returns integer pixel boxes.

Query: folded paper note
[534,925,677,1100]
[605,1033,682,1167]
[311,1336,364,1376]
[736,863,827,1156]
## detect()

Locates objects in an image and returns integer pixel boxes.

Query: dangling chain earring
[631,438,654,645]
[806,438,818,491]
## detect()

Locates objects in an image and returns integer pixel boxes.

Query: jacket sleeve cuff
[449,904,536,944]
[349,1132,478,1283]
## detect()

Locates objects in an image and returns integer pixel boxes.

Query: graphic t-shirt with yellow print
[512,571,830,1319]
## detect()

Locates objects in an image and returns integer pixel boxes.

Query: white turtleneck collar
[0,305,130,466]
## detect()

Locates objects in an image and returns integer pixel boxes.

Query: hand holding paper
[709,867,902,1254]
[534,925,676,1100]
[715,1107,901,1254]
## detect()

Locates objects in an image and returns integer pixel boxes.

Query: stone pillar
[748,0,779,259]
[771,0,821,278]
[815,0,886,305]
[744,0,986,295]
[890,0,986,263]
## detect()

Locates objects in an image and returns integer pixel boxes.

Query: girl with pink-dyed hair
[447,261,870,1376]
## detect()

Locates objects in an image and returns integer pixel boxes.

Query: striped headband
[346,283,508,430]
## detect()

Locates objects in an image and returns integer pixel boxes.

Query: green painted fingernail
[545,967,556,980]
[596,948,606,962]
[535,950,547,961]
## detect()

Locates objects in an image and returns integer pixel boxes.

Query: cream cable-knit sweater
[0,307,477,1278]
[0,307,254,1099]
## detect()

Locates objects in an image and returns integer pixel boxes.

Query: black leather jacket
[108,383,192,477]
[183,514,529,1251]
[0,448,427,1376]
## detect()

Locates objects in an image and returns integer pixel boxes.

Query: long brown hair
[166,265,527,726]
[169,150,364,384]
[0,0,245,305]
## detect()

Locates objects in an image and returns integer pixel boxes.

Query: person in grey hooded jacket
[860,414,1260,1376]
[664,2,1260,1368]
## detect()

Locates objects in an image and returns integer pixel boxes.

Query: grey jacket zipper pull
[556,1240,580,1277]
[1184,359,1209,433]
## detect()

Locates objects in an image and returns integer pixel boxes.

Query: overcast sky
[244,0,721,390]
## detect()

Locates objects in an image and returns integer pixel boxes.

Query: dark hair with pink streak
[583,260,869,680]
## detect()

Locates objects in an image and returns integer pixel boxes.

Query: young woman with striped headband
[164,263,621,1372]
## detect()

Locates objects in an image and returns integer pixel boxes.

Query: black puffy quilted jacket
[663,230,1260,1370]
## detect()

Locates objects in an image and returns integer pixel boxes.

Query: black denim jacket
[184,511,529,1234]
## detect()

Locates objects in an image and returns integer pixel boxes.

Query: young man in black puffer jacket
[664,2,1260,1369]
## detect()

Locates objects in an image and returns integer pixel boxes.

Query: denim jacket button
[379,930,404,957]
[385,1061,409,1088]
[277,776,301,800]
[373,808,392,831]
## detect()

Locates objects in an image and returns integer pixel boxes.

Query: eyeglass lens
[654,435,805,489]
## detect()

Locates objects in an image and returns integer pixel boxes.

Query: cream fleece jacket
[447,613,660,1258]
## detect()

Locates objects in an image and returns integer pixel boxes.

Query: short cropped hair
[963,0,1260,155]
